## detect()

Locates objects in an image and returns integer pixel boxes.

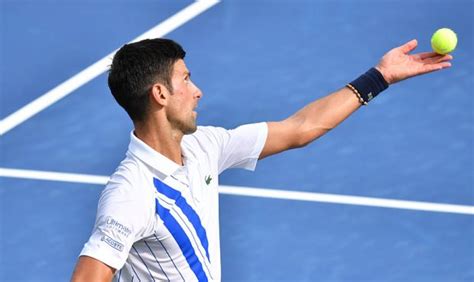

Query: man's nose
[194,83,203,99]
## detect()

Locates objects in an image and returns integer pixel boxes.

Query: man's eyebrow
[184,71,191,77]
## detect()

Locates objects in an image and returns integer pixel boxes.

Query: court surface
[1,0,473,281]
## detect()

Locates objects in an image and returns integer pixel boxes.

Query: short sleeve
[79,173,155,270]
[191,122,268,174]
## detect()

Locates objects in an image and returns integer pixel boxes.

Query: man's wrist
[346,67,389,105]
[375,65,391,85]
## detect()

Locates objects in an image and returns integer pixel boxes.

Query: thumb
[399,39,418,54]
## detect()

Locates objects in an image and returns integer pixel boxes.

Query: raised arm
[259,39,452,159]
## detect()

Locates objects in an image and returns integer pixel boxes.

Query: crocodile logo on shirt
[205,175,213,185]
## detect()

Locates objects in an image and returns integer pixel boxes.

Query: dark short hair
[108,38,186,122]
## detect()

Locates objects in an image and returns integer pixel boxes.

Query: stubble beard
[171,114,197,135]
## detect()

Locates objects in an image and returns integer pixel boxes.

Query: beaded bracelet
[346,83,367,105]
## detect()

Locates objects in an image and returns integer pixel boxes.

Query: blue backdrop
[1,0,473,281]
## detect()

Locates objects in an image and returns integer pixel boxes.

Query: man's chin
[183,124,197,135]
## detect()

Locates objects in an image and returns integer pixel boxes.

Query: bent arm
[260,39,453,159]
[71,256,115,282]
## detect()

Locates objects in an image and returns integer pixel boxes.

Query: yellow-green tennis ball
[431,28,457,54]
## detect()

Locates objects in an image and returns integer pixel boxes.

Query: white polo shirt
[80,123,268,281]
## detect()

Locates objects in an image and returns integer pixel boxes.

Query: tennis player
[71,38,452,281]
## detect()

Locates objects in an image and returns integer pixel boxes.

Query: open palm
[376,39,453,85]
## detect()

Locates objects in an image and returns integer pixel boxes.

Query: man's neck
[134,121,184,166]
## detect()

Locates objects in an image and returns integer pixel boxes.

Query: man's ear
[150,83,169,107]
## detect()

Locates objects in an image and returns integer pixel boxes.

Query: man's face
[167,59,202,135]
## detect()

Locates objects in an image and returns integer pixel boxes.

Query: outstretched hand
[376,39,453,85]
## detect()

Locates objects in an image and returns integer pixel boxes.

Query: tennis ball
[431,28,457,54]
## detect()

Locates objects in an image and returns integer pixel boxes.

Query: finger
[439,61,452,68]
[399,39,418,54]
[421,62,452,74]
[423,54,453,64]
[414,52,440,60]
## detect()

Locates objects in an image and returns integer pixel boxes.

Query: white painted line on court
[0,167,109,185]
[0,0,220,136]
[219,185,474,215]
[1,167,473,215]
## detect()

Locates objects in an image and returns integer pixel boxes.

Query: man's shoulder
[184,123,267,147]
[182,125,228,153]
[184,125,227,144]
[102,155,149,196]
[110,155,141,183]
[194,125,227,136]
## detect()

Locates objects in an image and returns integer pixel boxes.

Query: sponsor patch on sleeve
[105,216,132,238]
[101,235,124,252]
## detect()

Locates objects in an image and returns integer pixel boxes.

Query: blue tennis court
[1,0,473,281]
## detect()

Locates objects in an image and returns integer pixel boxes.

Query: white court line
[0,0,220,136]
[220,186,474,215]
[0,167,109,185]
[1,167,473,215]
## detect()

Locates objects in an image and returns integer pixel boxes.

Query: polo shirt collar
[128,131,182,177]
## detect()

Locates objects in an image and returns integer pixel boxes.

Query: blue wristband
[348,68,389,104]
